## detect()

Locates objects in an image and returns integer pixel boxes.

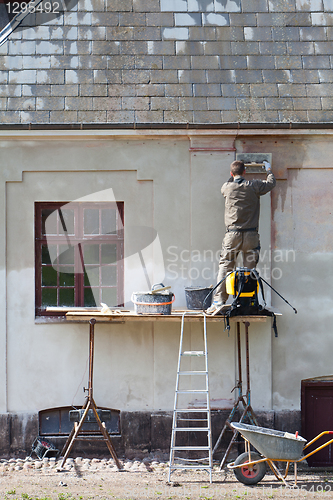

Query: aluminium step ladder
[168,312,213,483]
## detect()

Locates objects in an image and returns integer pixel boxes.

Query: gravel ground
[0,456,333,499]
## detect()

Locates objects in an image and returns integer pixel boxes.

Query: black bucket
[185,286,213,310]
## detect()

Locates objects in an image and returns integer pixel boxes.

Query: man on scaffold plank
[206,160,276,315]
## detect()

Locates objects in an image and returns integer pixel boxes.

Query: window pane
[42,245,51,265]
[101,209,117,235]
[84,245,99,265]
[84,209,99,235]
[101,266,117,286]
[59,268,74,287]
[84,288,97,307]
[58,245,75,265]
[59,288,75,307]
[42,288,57,307]
[101,244,117,264]
[101,288,117,306]
[85,267,99,287]
[42,266,57,286]
[59,209,74,235]
[42,209,57,235]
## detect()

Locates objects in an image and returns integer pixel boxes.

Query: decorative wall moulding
[189,135,237,152]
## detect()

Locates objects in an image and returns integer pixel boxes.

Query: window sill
[35,307,104,324]
[35,316,68,324]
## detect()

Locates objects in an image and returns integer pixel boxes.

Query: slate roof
[0,0,333,125]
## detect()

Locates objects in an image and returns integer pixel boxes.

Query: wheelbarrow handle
[227,457,268,470]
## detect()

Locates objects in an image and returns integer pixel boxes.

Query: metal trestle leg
[212,321,258,470]
[60,319,121,470]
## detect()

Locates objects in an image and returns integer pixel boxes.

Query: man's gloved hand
[263,161,271,171]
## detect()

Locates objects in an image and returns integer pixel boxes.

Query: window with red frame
[35,202,124,316]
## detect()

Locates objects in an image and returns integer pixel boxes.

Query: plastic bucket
[132,284,175,315]
[185,286,212,310]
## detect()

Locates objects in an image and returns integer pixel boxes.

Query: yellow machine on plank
[225,268,260,307]
[203,267,297,336]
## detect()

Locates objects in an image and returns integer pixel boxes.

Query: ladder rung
[171,446,211,451]
[178,371,207,375]
[172,427,210,431]
[176,390,208,393]
[175,408,209,412]
[182,351,205,356]
[177,419,208,422]
[172,457,210,463]
[170,465,211,469]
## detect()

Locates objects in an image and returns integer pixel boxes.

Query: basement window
[35,202,124,317]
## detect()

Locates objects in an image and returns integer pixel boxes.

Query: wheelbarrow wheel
[233,452,266,485]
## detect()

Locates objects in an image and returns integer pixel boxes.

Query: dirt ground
[1,457,333,500]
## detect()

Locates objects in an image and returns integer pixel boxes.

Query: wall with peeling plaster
[0,130,331,456]
[1,133,272,417]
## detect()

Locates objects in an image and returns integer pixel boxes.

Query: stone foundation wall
[0,410,301,459]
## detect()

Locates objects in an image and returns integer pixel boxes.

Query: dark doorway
[301,377,333,467]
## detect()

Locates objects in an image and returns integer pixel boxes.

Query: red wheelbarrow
[227,422,333,486]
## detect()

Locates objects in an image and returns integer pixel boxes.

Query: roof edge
[0,122,333,131]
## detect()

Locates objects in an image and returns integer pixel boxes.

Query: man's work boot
[205,301,225,316]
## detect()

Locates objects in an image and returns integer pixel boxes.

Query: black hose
[202,272,233,310]
[260,276,297,314]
